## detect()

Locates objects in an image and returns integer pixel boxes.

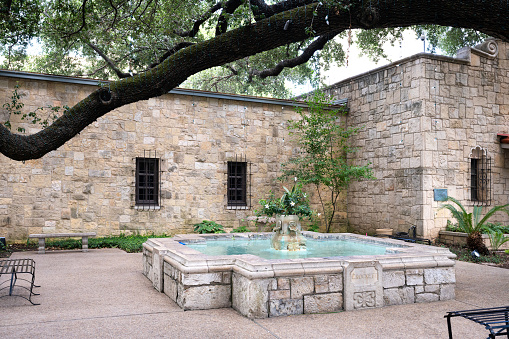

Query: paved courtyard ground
[1,249,508,338]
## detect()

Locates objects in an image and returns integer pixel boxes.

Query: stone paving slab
[1,249,507,338]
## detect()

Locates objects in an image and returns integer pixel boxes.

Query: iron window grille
[470,146,491,206]
[135,152,161,208]
[227,156,250,208]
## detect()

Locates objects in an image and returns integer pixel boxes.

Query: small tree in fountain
[279,92,374,233]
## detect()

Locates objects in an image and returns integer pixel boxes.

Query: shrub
[440,196,509,255]
[193,220,225,234]
[488,230,509,251]
[231,225,250,233]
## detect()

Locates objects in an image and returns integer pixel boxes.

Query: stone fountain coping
[144,233,456,279]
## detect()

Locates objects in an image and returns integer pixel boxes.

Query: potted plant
[257,181,314,221]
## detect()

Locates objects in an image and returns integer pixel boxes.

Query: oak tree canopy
[0,0,508,161]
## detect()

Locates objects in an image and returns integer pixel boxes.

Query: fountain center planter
[143,232,456,318]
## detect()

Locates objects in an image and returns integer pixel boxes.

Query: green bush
[193,220,225,234]
[231,225,250,233]
[44,234,170,253]
[488,230,509,251]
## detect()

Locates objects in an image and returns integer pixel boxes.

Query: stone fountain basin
[142,232,456,318]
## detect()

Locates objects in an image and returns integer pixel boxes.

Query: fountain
[270,215,306,251]
[142,231,456,318]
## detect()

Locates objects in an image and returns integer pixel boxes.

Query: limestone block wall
[324,39,509,239]
[0,72,337,241]
[325,58,431,236]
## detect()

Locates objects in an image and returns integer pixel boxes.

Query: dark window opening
[227,161,247,207]
[136,157,159,206]
[470,147,491,206]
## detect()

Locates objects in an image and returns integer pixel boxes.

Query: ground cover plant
[0,233,171,258]
[193,220,225,234]
[444,244,509,269]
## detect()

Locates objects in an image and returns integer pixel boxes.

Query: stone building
[322,38,509,239]
[0,71,343,241]
[1,38,509,241]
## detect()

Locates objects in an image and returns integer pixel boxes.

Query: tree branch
[86,42,132,78]
[249,0,314,20]
[148,42,196,69]
[216,0,244,36]
[62,0,88,38]
[174,2,223,38]
[250,33,338,79]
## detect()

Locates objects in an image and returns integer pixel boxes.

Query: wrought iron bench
[29,232,96,254]
[445,306,509,338]
[0,258,40,305]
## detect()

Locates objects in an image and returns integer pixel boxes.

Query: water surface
[184,238,387,259]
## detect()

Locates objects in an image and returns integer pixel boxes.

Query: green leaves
[193,220,226,234]
[279,91,374,231]
[1,83,66,132]
[440,196,509,235]
[488,230,509,251]
[257,182,314,220]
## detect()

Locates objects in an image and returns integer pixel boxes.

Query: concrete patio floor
[1,248,508,338]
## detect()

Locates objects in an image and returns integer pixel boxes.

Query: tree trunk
[1,0,509,160]
[467,231,490,255]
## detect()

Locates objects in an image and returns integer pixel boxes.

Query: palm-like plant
[440,197,509,254]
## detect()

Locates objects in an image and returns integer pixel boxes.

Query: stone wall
[0,72,342,241]
[324,39,509,239]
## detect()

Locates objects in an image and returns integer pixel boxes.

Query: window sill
[134,205,161,210]
[226,205,250,210]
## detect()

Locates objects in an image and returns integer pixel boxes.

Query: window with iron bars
[135,156,160,207]
[227,159,250,208]
[470,146,491,206]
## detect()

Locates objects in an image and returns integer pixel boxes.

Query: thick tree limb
[216,0,244,36]
[249,33,337,79]
[249,0,314,20]
[2,0,509,161]
[148,42,196,69]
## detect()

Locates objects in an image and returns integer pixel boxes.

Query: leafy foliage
[257,182,314,220]
[26,233,171,253]
[446,221,509,234]
[0,0,42,70]
[1,1,490,98]
[231,225,251,233]
[440,197,509,254]
[487,230,509,251]
[2,83,68,132]
[445,244,508,265]
[193,220,226,234]
[279,92,374,232]
[414,25,489,55]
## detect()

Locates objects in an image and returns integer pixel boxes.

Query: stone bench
[28,233,97,254]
